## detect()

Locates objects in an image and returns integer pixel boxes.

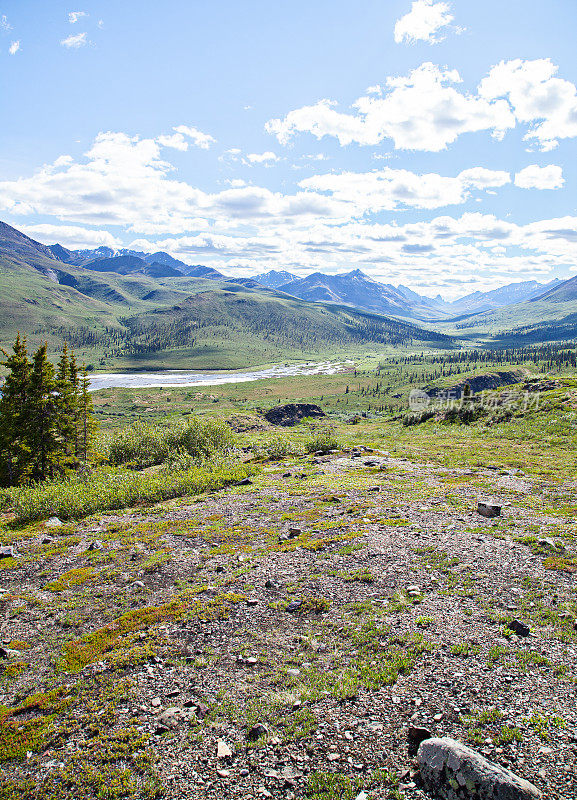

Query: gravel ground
[1,448,576,799]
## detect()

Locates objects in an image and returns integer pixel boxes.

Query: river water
[87,361,348,392]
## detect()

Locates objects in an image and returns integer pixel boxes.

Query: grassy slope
[436,297,577,347]
[0,254,453,371]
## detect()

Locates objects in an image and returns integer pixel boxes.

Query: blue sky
[1,0,577,298]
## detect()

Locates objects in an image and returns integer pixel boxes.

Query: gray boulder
[418,737,541,800]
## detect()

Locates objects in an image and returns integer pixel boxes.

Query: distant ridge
[255,269,297,289]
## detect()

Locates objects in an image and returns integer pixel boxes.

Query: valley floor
[1,443,576,799]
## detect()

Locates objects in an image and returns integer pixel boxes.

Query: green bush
[402,410,436,426]
[253,434,304,460]
[100,417,234,469]
[305,428,339,454]
[11,461,251,523]
[0,487,15,512]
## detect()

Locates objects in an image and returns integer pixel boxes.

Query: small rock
[217,739,233,759]
[286,601,302,613]
[0,647,21,659]
[40,535,54,544]
[151,697,161,708]
[45,516,63,528]
[157,707,182,729]
[0,546,16,559]
[287,668,301,677]
[87,540,103,551]
[265,579,279,590]
[408,725,433,757]
[217,769,230,778]
[478,501,502,518]
[248,723,268,741]
[507,619,531,637]
[246,598,259,607]
[234,477,253,486]
[288,527,302,538]
[418,737,541,799]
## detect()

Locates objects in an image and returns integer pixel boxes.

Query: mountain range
[0,220,452,369]
[18,229,566,322]
[2,218,577,363]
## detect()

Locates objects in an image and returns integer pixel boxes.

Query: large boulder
[264,403,325,427]
[418,738,541,800]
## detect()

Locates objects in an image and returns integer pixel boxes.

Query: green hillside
[0,241,454,370]
[437,297,577,347]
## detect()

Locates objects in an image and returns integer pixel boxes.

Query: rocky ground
[1,447,576,800]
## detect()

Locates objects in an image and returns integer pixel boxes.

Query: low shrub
[11,461,251,523]
[100,417,234,469]
[305,428,340,454]
[253,434,304,460]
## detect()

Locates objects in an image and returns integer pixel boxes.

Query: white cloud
[19,223,122,250]
[266,63,515,151]
[1,15,11,31]
[458,167,511,189]
[68,11,88,24]
[246,151,279,164]
[514,164,564,190]
[61,31,88,48]
[0,130,343,236]
[267,58,577,153]
[300,166,510,212]
[479,58,577,151]
[3,128,575,298]
[8,40,19,55]
[157,125,216,151]
[173,125,216,149]
[394,0,454,45]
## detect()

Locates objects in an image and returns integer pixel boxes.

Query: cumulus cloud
[61,31,87,48]
[300,166,510,212]
[514,164,564,190]
[19,223,122,250]
[8,40,19,55]
[1,15,11,31]
[266,63,515,151]
[0,130,344,236]
[267,58,577,153]
[479,58,577,151]
[394,0,455,45]
[245,151,279,164]
[68,11,88,24]
[157,125,216,151]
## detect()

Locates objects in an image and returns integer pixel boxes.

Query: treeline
[394,342,577,369]
[0,335,96,487]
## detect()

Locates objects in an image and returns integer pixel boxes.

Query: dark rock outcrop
[264,403,325,427]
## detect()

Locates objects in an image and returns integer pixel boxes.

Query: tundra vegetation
[0,342,576,800]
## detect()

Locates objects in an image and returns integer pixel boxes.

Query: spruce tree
[78,364,96,463]
[68,350,81,458]
[56,343,80,469]
[0,334,32,486]
[26,343,61,481]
